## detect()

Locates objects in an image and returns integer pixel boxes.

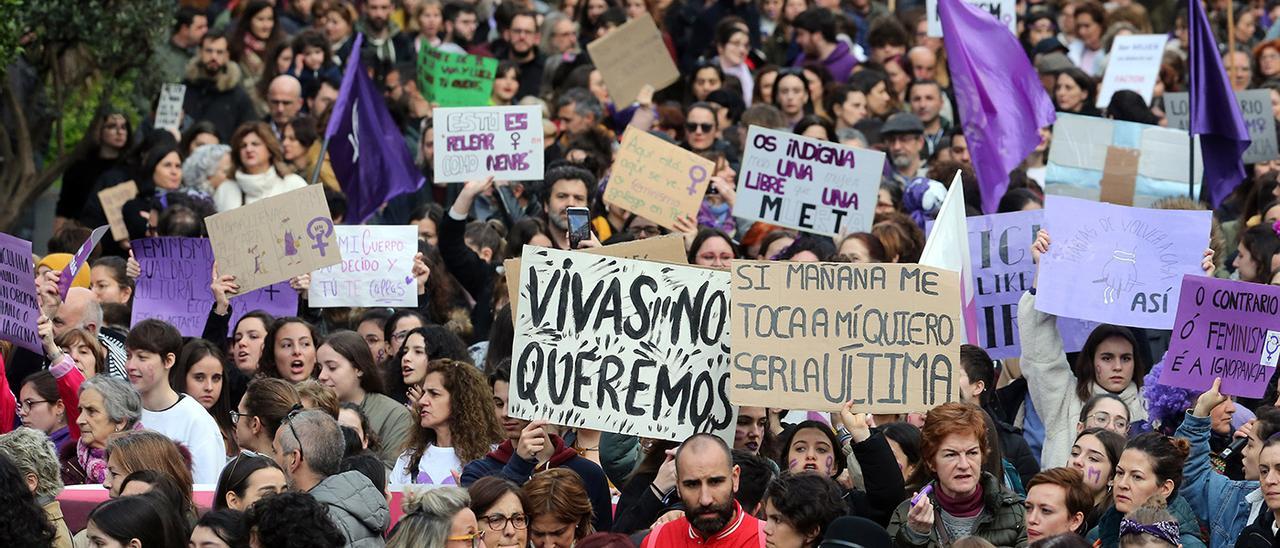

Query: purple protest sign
[131,238,297,337]
[0,233,43,354]
[58,224,109,299]
[926,210,1097,358]
[1035,195,1211,329]
[1158,275,1280,397]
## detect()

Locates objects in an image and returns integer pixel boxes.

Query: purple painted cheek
[826,456,834,473]
[1086,467,1102,483]
[788,459,799,471]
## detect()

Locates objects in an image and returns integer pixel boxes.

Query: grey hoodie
[309,471,390,548]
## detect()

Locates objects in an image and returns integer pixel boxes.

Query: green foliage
[48,75,139,159]
[0,0,22,76]
[22,0,173,76]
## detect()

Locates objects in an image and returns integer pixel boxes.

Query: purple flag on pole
[1189,0,1250,207]
[938,0,1055,214]
[325,34,425,223]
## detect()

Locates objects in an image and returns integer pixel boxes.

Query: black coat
[181,59,258,142]
[1237,509,1279,548]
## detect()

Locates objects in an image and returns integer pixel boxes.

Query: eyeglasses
[448,530,486,548]
[228,410,257,424]
[685,122,714,134]
[285,403,306,462]
[19,399,50,411]
[482,513,530,531]
[1086,412,1129,432]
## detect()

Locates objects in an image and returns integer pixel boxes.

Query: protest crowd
[6,0,1280,547]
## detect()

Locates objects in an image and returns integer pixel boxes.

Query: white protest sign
[155,83,186,132]
[433,105,544,183]
[927,0,1015,37]
[508,246,736,443]
[1096,34,1167,108]
[1164,90,1279,164]
[735,126,884,237]
[310,225,418,307]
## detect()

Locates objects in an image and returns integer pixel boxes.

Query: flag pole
[1188,0,1196,200]
[311,135,332,186]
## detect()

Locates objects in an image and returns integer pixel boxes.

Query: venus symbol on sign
[686,165,707,196]
[307,217,336,256]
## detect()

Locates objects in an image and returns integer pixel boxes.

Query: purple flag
[1189,0,1250,207]
[325,34,425,223]
[938,0,1055,214]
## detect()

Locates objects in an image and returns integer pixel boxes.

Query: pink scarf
[77,422,143,483]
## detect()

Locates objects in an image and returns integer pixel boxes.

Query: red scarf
[934,482,984,518]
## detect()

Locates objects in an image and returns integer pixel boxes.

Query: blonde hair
[296,380,340,419]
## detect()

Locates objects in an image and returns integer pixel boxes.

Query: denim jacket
[1176,412,1261,548]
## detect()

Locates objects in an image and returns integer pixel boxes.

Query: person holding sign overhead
[1018,229,1157,468]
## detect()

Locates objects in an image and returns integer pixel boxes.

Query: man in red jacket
[643,434,764,548]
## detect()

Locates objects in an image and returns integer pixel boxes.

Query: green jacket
[887,473,1028,548]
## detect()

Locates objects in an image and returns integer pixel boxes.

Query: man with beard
[438,2,487,56]
[501,11,545,101]
[643,434,764,547]
[792,8,856,83]
[182,29,258,141]
[538,165,594,249]
[359,0,412,65]
[881,112,927,187]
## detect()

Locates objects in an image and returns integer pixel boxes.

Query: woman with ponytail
[1084,433,1206,548]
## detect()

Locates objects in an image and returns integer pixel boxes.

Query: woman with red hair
[887,403,1027,547]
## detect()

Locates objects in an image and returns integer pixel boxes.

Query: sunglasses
[224,449,274,488]
[284,403,306,462]
[685,122,714,134]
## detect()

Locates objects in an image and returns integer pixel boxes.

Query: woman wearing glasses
[232,378,301,458]
[470,476,531,548]
[213,450,287,511]
[388,486,485,548]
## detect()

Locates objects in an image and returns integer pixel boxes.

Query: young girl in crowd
[391,358,502,486]
[258,317,320,383]
[1021,229,1152,467]
[170,339,241,457]
[316,330,413,465]
[1085,433,1205,548]
[1068,427,1126,531]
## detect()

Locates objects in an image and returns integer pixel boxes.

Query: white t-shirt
[389,445,460,487]
[141,394,226,484]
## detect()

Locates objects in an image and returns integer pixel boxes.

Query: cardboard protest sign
[954,210,1095,359]
[1158,276,1280,397]
[416,44,497,107]
[1096,35,1167,108]
[927,0,1015,36]
[508,246,735,442]
[603,128,716,231]
[97,181,138,242]
[154,83,186,132]
[310,226,418,308]
[433,105,544,183]
[204,184,341,293]
[131,237,297,336]
[0,233,42,354]
[735,126,884,237]
[1046,113,1203,206]
[58,225,109,299]
[503,234,689,323]
[729,261,962,413]
[1165,90,1279,164]
[586,14,680,107]
[1035,195,1212,329]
